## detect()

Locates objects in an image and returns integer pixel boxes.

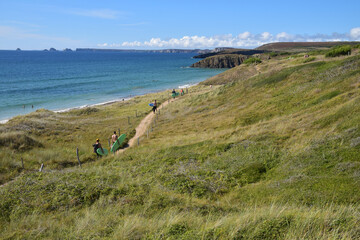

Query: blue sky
[0,0,359,50]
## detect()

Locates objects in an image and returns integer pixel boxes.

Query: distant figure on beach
[111,131,118,147]
[93,138,103,158]
[152,100,157,113]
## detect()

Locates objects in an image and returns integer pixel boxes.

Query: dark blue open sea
[0,51,224,122]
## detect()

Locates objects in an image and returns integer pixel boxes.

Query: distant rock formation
[16,48,21,51]
[191,54,246,68]
[49,48,57,52]
[63,48,73,52]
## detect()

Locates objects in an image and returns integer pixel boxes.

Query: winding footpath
[117,99,171,153]
[0,99,174,188]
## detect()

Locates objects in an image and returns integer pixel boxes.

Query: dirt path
[1,99,175,188]
[117,99,172,153]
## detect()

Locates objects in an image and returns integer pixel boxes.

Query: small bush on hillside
[303,56,316,63]
[244,57,262,64]
[0,132,42,150]
[72,107,99,115]
[325,45,352,58]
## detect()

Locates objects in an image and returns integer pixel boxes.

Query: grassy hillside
[1,50,360,239]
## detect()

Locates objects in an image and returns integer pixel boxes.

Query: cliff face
[191,54,246,68]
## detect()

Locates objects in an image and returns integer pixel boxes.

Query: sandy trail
[0,99,173,188]
[117,99,171,153]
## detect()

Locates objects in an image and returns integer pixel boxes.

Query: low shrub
[325,45,351,58]
[303,56,316,63]
[244,57,262,64]
[0,132,42,150]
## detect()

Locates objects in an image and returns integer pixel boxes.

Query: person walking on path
[171,89,176,99]
[152,100,157,114]
[93,138,103,158]
[111,131,118,147]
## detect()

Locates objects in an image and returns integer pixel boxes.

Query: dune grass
[1,53,360,239]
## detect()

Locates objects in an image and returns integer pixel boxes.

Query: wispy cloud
[98,28,360,49]
[0,25,81,48]
[119,22,148,27]
[68,9,122,19]
[2,20,41,29]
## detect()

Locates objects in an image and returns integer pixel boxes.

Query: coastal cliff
[190,54,246,68]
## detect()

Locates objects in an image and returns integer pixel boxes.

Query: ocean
[0,51,224,122]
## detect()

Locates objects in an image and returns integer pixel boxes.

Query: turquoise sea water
[0,51,224,122]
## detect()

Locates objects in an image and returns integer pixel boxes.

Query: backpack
[93,143,99,153]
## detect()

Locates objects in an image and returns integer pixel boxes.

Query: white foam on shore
[178,83,198,89]
[53,97,132,113]
[0,119,9,124]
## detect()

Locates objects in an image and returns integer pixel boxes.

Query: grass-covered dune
[1,50,360,239]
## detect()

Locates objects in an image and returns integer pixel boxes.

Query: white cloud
[97,29,360,49]
[68,9,120,19]
[261,32,272,40]
[238,32,251,39]
[350,27,360,40]
[276,32,294,41]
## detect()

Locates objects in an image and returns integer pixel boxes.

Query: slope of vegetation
[1,51,360,239]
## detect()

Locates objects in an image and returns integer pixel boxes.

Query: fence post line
[39,163,44,172]
[76,147,82,168]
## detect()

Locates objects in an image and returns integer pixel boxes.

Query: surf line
[117,98,173,154]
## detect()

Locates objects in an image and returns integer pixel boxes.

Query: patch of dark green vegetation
[244,57,262,64]
[325,45,352,58]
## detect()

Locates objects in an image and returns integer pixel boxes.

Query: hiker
[172,89,176,99]
[93,138,103,158]
[111,131,118,147]
[152,100,157,113]
[180,89,184,96]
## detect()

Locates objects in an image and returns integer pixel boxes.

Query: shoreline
[0,83,197,125]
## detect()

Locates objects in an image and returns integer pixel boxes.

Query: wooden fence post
[108,139,111,147]
[118,128,120,136]
[39,163,44,172]
[159,109,160,115]
[21,158,24,169]
[76,147,82,168]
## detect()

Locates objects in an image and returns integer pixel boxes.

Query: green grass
[1,54,360,239]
